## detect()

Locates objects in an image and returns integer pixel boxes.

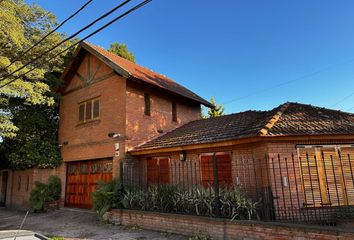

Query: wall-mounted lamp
[108,132,121,138]
[179,151,187,161]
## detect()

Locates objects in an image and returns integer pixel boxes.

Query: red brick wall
[59,52,202,179]
[5,166,66,209]
[125,82,201,150]
[129,139,354,223]
[59,53,126,163]
[127,144,266,193]
[109,209,354,240]
[265,140,354,222]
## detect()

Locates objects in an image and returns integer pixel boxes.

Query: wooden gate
[66,159,113,208]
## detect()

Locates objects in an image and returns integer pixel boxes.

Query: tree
[203,97,225,118]
[2,100,61,169]
[108,42,135,62]
[0,0,71,169]
[0,0,71,138]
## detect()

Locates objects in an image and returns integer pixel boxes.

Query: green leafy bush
[47,176,61,201]
[92,178,123,217]
[121,185,258,220]
[29,176,61,212]
[29,181,48,212]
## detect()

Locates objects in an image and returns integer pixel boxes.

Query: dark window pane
[93,99,100,118]
[80,163,88,174]
[172,101,177,122]
[85,101,92,121]
[79,104,85,122]
[144,93,151,116]
[69,165,78,175]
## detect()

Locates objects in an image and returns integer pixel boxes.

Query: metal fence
[122,149,354,225]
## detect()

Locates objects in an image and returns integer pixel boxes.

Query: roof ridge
[80,41,213,108]
[258,102,291,136]
[84,41,176,83]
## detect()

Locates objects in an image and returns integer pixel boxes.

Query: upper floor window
[172,101,177,122]
[144,93,151,116]
[79,98,100,123]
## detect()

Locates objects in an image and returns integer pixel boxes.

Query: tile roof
[81,42,213,107]
[133,102,354,151]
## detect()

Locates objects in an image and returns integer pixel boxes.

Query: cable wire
[0,0,133,82]
[330,91,354,108]
[0,0,152,89]
[222,59,354,106]
[0,0,94,72]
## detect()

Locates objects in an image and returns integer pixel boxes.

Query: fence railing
[122,149,354,225]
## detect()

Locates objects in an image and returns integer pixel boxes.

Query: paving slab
[0,207,188,240]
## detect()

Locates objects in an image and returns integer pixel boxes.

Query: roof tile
[133,102,354,151]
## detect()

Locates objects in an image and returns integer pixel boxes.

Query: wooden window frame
[297,145,354,208]
[144,93,151,116]
[78,98,100,124]
[172,101,177,122]
[199,152,232,188]
[146,157,170,185]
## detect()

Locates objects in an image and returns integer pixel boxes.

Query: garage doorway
[66,158,113,208]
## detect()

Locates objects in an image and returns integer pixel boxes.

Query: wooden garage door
[66,159,113,208]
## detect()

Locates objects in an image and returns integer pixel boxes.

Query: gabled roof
[132,102,354,152]
[61,41,213,108]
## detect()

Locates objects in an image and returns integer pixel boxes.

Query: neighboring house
[1,41,354,220]
[128,102,354,222]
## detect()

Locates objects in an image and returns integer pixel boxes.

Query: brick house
[127,102,354,222]
[0,41,212,209]
[1,41,354,222]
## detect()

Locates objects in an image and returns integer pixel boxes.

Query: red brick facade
[1,166,66,209]
[2,46,203,208]
[127,138,354,222]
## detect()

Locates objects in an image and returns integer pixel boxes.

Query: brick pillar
[112,141,125,180]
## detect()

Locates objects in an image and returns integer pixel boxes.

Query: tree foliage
[0,0,70,138]
[0,0,71,169]
[2,100,61,169]
[108,42,135,62]
[203,97,225,118]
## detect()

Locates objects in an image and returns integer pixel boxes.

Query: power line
[330,91,354,108]
[222,59,354,106]
[0,0,133,82]
[0,0,94,72]
[0,0,153,89]
[346,106,354,112]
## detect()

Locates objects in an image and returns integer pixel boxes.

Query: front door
[66,159,113,208]
[0,171,8,206]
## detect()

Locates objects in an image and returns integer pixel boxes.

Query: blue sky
[26,0,354,113]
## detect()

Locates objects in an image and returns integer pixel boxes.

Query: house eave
[129,134,354,156]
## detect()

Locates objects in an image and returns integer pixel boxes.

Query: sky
[26,0,354,114]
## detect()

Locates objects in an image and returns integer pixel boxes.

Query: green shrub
[47,176,61,201]
[92,178,123,217]
[29,176,61,212]
[121,185,258,220]
[29,181,49,212]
